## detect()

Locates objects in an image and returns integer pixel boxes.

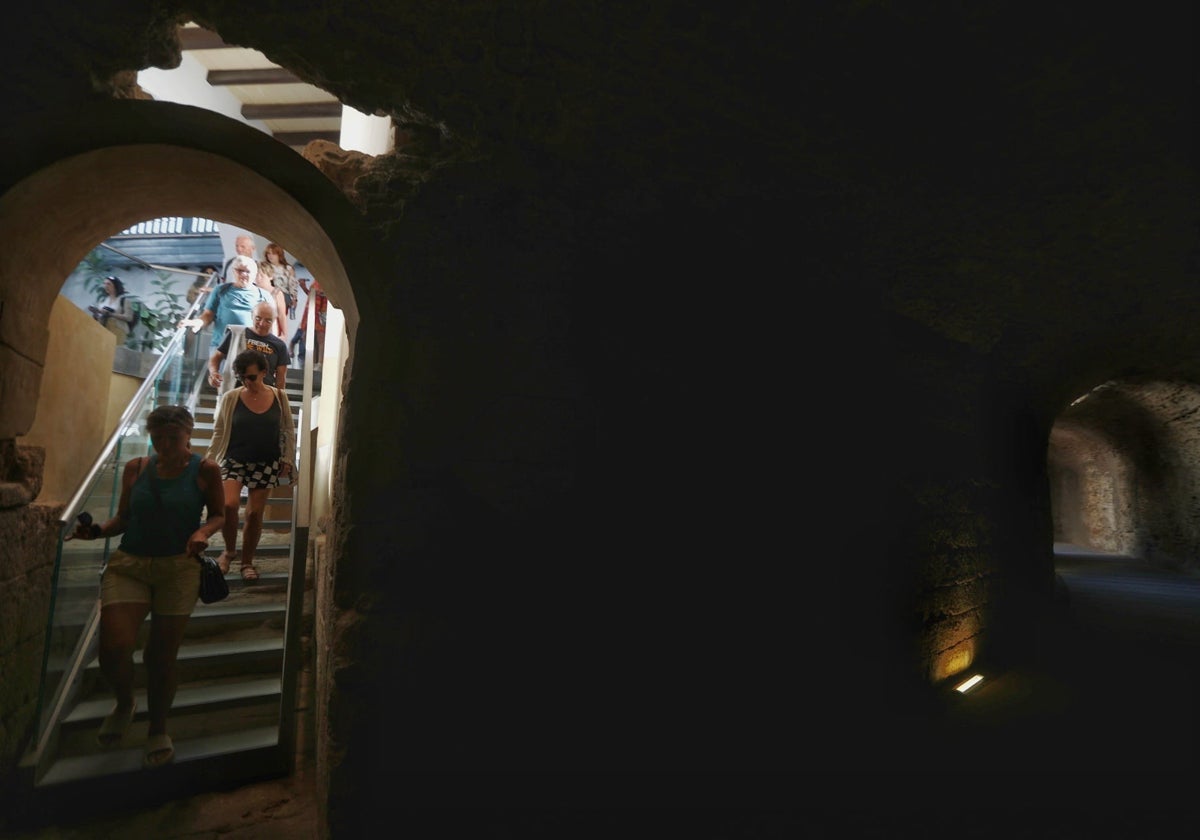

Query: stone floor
[5,755,320,839]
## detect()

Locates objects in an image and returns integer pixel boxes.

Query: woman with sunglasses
[205,349,296,582]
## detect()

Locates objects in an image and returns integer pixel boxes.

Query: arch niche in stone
[0,103,378,793]
[0,139,361,440]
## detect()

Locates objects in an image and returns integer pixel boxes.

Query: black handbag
[197,554,230,604]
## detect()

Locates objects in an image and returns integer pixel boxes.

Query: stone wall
[1050,381,1200,573]
[21,296,115,504]
[0,444,57,788]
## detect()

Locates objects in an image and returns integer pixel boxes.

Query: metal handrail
[99,241,216,279]
[34,281,320,778]
[277,289,318,766]
[31,294,212,778]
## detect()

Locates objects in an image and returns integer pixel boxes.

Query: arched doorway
[0,98,374,799]
[1048,377,1200,569]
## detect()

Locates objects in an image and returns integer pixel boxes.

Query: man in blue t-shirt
[181,255,273,350]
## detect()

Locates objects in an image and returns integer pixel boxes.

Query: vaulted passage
[1,3,1198,837]
[1050,379,1200,569]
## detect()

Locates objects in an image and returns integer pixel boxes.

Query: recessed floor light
[954,674,984,693]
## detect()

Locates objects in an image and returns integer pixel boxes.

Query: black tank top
[227,395,282,463]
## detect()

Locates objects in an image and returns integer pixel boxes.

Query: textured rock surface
[1050,380,1200,572]
[0,442,43,508]
[0,501,59,786]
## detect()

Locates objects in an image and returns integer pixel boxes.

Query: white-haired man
[221,234,256,281]
[180,255,274,351]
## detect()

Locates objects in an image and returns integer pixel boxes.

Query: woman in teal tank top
[72,405,225,768]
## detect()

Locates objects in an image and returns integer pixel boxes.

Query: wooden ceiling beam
[273,130,341,147]
[177,27,230,50]
[207,68,303,86]
[242,102,344,120]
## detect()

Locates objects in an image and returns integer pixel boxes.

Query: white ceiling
[142,23,343,154]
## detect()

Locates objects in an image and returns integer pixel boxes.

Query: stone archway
[1049,378,1200,571]
[0,137,360,440]
[0,98,375,791]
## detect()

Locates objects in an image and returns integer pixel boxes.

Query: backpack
[119,293,158,348]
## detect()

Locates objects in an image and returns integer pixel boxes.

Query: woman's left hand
[187,532,210,557]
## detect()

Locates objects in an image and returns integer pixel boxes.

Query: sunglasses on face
[243,373,259,381]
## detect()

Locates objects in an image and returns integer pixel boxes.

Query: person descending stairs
[202,350,295,585]
[17,352,321,815]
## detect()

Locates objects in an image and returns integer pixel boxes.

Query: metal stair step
[184,600,286,623]
[229,492,295,506]
[221,569,289,585]
[52,567,289,593]
[84,636,284,671]
[52,599,286,631]
[204,542,292,557]
[62,677,281,726]
[52,697,281,763]
[36,725,280,787]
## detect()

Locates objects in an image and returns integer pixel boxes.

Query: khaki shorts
[100,549,200,616]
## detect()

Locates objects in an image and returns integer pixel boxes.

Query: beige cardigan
[206,385,297,472]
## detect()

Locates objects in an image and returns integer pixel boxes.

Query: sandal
[143,733,174,768]
[97,699,136,747]
[217,551,237,575]
[240,564,260,583]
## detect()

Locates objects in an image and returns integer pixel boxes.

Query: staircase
[17,363,318,814]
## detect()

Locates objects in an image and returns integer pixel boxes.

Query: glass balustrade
[34,319,209,744]
[30,292,326,779]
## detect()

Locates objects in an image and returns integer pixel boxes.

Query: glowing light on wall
[933,641,977,683]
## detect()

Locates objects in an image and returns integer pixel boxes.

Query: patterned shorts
[222,457,283,489]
